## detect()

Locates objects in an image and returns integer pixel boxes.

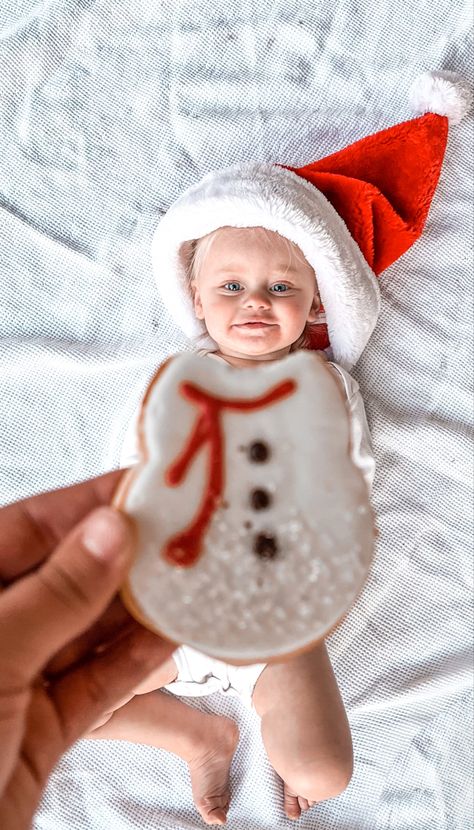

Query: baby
[89,223,375,825]
[89,71,467,826]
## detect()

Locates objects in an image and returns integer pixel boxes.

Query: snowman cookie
[114,350,375,664]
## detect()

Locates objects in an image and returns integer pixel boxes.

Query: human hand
[0,471,175,830]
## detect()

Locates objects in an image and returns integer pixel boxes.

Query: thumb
[0,507,135,686]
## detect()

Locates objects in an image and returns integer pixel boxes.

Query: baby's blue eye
[271,283,289,292]
[224,282,242,291]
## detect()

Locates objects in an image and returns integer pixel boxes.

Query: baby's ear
[306,290,321,323]
[191,282,204,320]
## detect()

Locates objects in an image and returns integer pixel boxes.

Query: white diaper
[164,645,267,711]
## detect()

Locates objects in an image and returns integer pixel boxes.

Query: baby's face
[192,227,320,361]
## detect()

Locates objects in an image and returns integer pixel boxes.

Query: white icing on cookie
[116,350,375,664]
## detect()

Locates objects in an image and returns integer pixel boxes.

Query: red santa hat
[151,71,471,370]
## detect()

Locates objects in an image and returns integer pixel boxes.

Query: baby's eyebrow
[217,264,299,274]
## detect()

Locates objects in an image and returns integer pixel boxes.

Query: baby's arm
[326,362,376,492]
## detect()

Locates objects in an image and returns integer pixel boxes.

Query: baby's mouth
[233,321,276,328]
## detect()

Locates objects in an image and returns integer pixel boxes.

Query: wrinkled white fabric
[0,1,472,829]
[165,644,267,711]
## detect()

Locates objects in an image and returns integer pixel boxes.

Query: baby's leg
[87,656,239,827]
[252,640,353,821]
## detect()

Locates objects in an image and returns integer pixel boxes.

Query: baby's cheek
[210,297,232,320]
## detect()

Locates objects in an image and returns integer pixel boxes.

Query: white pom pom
[409,71,472,125]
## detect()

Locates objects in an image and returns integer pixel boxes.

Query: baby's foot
[187,715,239,825]
[283,780,316,821]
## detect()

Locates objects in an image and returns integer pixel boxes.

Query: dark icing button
[250,488,271,510]
[248,441,270,462]
[254,533,278,559]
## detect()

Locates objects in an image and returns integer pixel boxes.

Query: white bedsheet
[0,1,472,828]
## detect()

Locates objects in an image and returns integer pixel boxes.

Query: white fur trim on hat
[409,71,472,125]
[151,162,381,370]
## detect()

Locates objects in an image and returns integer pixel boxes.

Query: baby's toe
[283,782,302,820]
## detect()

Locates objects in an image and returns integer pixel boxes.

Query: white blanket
[0,1,472,828]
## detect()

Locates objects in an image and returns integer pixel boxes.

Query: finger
[49,626,175,745]
[44,596,133,676]
[131,658,178,695]
[0,469,126,582]
[0,628,172,813]
[0,506,135,687]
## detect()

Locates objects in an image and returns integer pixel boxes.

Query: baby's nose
[245,289,271,308]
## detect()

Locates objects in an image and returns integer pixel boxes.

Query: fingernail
[82,507,131,563]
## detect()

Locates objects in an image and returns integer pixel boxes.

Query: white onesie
[118,350,375,710]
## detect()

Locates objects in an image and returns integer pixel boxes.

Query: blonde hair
[183,226,322,351]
